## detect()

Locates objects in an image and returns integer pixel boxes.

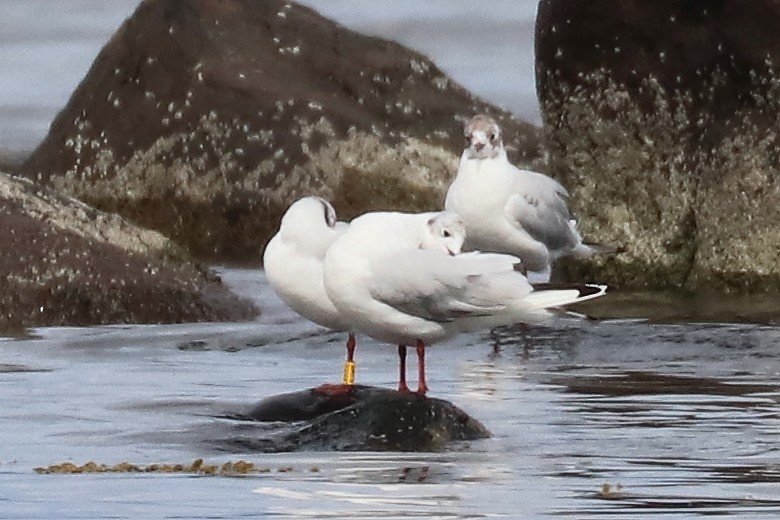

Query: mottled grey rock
[0,171,257,334]
[220,385,490,452]
[536,0,780,292]
[21,0,542,264]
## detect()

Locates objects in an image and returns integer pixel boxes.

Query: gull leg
[489,327,501,357]
[315,333,357,396]
[346,333,356,362]
[397,344,410,393]
[342,333,356,385]
[520,322,531,359]
[416,340,428,396]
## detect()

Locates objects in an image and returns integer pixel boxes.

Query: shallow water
[1,268,779,518]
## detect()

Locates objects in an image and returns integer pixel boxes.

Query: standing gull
[323,209,606,395]
[263,196,358,385]
[445,114,602,276]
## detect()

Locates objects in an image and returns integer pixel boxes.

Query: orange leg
[343,333,357,385]
[346,333,356,363]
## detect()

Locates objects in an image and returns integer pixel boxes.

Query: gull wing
[368,250,528,323]
[504,167,578,251]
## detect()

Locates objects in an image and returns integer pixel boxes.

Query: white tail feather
[524,284,607,310]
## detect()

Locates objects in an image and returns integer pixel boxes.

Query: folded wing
[504,168,579,251]
[368,250,532,323]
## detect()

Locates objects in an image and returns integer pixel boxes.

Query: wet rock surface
[20,0,542,264]
[536,0,780,292]
[218,385,490,452]
[0,171,257,334]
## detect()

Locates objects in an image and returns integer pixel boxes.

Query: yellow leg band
[342,360,356,385]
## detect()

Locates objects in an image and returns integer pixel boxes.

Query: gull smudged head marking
[464,114,503,160]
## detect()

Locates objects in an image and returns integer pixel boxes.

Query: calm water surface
[1,268,779,518]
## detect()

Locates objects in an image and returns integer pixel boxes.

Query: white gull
[263,196,358,384]
[445,114,600,276]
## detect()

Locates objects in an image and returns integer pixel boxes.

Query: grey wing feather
[505,168,578,251]
[369,251,520,322]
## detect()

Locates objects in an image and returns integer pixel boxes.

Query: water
[0,0,539,154]
[1,268,779,518]
[1,2,779,518]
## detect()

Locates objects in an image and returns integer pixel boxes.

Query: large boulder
[536,0,780,292]
[21,0,542,264]
[0,172,257,334]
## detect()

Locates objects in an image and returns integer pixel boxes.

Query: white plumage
[263,196,350,333]
[445,114,593,274]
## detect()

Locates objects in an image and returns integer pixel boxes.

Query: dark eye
[442,230,451,238]
[489,132,497,141]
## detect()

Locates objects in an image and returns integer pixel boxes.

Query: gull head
[281,196,338,230]
[420,211,466,256]
[463,114,503,160]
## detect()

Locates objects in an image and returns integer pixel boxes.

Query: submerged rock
[221,385,490,452]
[0,172,257,333]
[20,0,542,264]
[536,0,780,292]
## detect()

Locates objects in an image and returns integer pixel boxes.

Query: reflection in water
[457,319,780,517]
[248,451,512,519]
[0,269,779,518]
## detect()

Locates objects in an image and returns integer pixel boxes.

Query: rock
[536,0,780,292]
[220,385,490,452]
[20,0,543,264]
[0,149,25,174]
[0,172,257,334]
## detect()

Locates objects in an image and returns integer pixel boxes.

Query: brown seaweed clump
[33,459,320,477]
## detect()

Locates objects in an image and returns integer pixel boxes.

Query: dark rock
[0,149,25,174]
[551,371,778,397]
[536,0,780,292]
[0,172,257,333]
[20,0,542,264]
[245,386,365,423]
[220,385,490,452]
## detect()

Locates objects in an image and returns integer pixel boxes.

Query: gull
[323,209,606,395]
[263,196,358,386]
[445,114,606,276]
[263,198,466,393]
